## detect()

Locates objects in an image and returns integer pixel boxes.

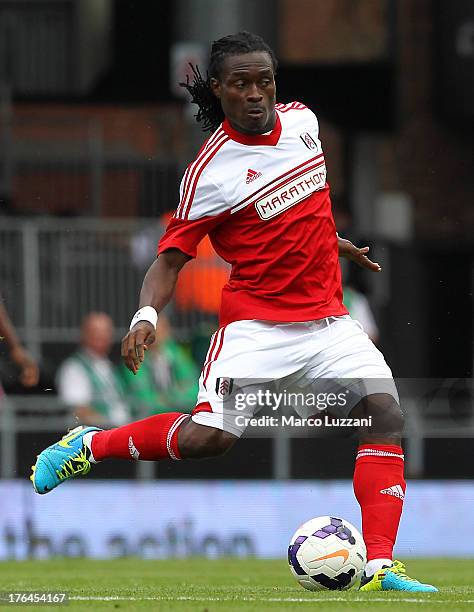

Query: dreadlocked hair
[179,31,278,134]
[180,64,223,133]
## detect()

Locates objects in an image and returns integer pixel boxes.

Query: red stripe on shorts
[203,326,226,389]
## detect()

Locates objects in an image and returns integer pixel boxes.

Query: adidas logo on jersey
[246,168,262,184]
[380,484,405,500]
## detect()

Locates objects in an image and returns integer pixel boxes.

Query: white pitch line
[70,595,474,604]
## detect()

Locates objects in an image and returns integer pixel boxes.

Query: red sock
[91,412,189,462]
[353,444,405,561]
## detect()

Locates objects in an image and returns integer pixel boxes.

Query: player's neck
[227,111,276,136]
[222,112,281,147]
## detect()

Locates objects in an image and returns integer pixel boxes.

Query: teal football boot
[30,426,101,494]
[360,560,438,592]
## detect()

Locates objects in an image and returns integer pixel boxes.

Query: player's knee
[351,393,404,437]
[377,397,404,435]
[193,427,236,457]
[387,401,405,434]
[178,421,237,459]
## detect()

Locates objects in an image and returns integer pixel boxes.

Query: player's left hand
[337,236,381,272]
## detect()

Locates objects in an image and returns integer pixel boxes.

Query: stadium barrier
[0,480,473,560]
[0,217,227,355]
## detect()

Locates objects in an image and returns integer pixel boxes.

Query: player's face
[211,51,276,135]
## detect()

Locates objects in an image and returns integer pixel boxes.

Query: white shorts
[192,315,399,437]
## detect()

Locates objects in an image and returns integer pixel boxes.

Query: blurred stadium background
[0,0,473,562]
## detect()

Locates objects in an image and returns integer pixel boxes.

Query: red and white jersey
[158,101,347,326]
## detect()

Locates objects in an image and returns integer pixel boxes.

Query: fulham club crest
[300,132,317,150]
[215,377,234,399]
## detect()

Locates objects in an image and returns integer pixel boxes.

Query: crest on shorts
[215,377,234,399]
[300,132,318,150]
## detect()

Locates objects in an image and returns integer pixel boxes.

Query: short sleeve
[158,169,228,259]
[158,212,228,259]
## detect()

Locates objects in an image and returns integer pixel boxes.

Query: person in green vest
[119,315,199,417]
[56,312,129,426]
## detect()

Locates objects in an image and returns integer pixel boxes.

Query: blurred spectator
[119,314,199,417]
[56,312,129,426]
[0,294,40,397]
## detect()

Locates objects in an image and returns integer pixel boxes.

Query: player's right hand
[121,321,156,374]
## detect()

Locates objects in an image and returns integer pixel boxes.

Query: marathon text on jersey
[255,164,326,220]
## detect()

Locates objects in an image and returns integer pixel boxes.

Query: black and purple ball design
[288,516,366,591]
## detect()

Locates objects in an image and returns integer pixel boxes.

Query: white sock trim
[356,450,404,460]
[83,431,100,463]
[365,558,393,576]
[166,414,188,460]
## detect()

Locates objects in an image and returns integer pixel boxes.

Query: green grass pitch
[0,558,473,611]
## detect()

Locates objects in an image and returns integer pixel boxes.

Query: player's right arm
[123,143,228,374]
[121,248,190,374]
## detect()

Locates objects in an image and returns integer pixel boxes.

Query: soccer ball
[288,516,366,591]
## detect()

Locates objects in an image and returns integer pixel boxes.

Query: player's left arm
[337,234,381,272]
[301,106,381,274]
